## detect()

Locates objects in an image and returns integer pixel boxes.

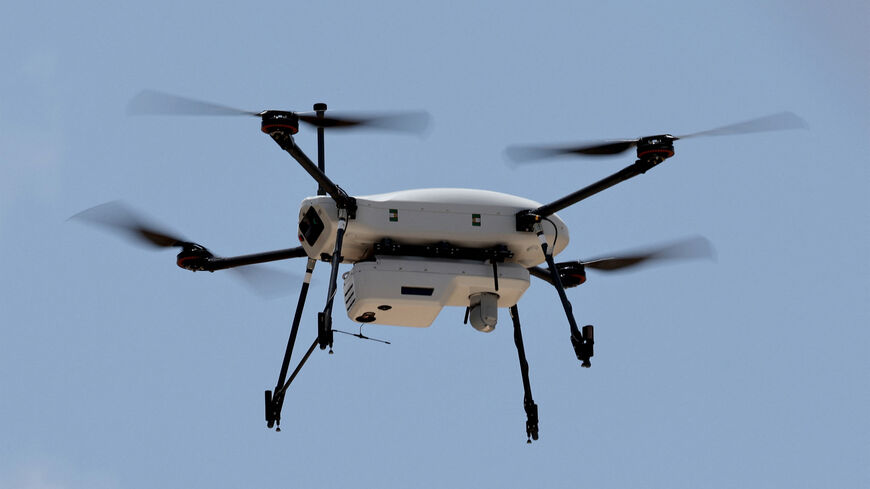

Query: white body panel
[343,257,530,327]
[298,188,569,268]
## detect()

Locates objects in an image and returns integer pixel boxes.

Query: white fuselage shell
[298,188,569,268]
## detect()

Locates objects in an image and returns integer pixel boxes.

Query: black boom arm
[177,246,309,272]
[196,247,309,271]
[261,117,357,214]
[516,157,668,231]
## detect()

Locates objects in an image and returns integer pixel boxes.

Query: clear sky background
[1,1,868,488]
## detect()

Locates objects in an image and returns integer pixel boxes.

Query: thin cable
[542,217,559,252]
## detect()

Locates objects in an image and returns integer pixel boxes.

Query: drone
[75,90,806,443]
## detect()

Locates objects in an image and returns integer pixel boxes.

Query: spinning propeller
[71,201,299,297]
[579,235,714,272]
[530,236,715,288]
[505,111,808,163]
[128,89,431,135]
[71,201,188,249]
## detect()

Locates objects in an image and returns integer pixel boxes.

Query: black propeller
[70,201,298,298]
[70,201,189,249]
[531,237,715,288]
[127,90,431,135]
[578,236,715,272]
[505,112,808,163]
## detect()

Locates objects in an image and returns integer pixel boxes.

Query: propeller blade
[677,111,808,139]
[73,202,304,298]
[70,201,187,248]
[298,110,431,134]
[506,111,806,163]
[127,90,259,117]
[581,236,715,272]
[128,90,431,134]
[505,140,637,163]
[231,265,300,299]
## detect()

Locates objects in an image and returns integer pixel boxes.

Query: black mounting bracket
[516,212,542,233]
[372,239,513,263]
[570,324,594,368]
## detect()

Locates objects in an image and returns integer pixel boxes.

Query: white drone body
[99,89,790,441]
[297,188,569,329]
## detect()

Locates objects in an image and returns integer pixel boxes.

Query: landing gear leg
[509,304,539,443]
[534,223,593,367]
[319,208,348,352]
[265,337,319,431]
[266,258,317,430]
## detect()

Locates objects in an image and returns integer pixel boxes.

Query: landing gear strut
[318,208,348,352]
[509,304,539,443]
[533,222,594,368]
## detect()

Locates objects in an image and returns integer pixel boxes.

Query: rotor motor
[557,262,587,288]
[175,244,214,271]
[260,110,300,136]
[636,135,676,161]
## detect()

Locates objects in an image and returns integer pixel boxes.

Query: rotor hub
[636,135,676,160]
[556,262,586,288]
[176,243,214,271]
[260,111,299,135]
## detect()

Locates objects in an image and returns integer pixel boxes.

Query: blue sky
[1,1,868,488]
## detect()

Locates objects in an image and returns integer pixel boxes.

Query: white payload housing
[343,257,530,327]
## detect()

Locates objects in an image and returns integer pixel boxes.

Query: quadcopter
[75,90,805,442]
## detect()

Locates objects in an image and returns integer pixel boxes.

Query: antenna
[315,102,327,196]
[332,325,391,345]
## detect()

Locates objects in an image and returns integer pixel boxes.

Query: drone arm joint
[527,266,555,286]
